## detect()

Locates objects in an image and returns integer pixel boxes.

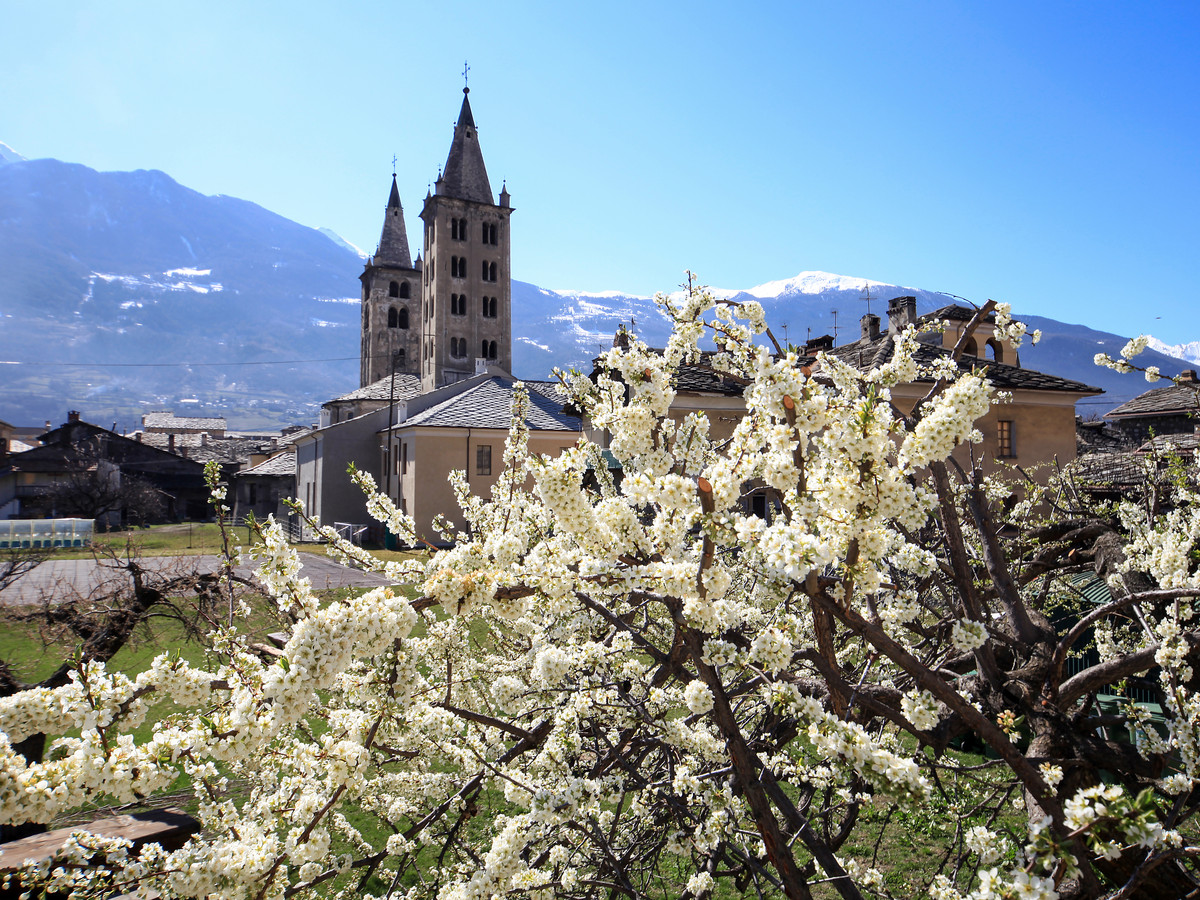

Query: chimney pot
[861,313,881,342]
[887,296,918,335]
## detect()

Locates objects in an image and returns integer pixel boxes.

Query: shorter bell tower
[360,175,422,387]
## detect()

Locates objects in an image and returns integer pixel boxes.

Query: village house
[826,297,1103,474]
[1103,369,1200,443]
[0,412,208,524]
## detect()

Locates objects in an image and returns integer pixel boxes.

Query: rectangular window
[997,420,1015,458]
[401,442,408,475]
[476,444,492,476]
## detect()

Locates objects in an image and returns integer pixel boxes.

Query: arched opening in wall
[394,348,406,368]
[388,307,398,328]
[962,337,978,357]
[399,282,410,299]
[489,296,497,318]
[388,281,399,298]
[488,341,498,360]
[489,262,497,282]
[986,339,1003,363]
[398,308,409,329]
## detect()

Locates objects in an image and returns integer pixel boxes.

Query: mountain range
[0,145,1192,431]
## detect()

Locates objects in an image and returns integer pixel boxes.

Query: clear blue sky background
[3,1,1198,341]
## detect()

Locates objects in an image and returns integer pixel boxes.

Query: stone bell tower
[419,88,513,391]
[360,175,422,387]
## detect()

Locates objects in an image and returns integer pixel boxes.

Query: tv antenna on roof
[861,283,875,316]
[831,308,840,344]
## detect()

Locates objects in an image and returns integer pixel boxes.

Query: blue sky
[4,1,1198,341]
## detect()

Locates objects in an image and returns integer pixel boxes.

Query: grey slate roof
[1105,376,1200,419]
[327,373,424,405]
[142,412,226,431]
[675,362,749,397]
[828,332,1102,394]
[374,175,414,268]
[240,450,296,478]
[437,89,494,205]
[398,378,581,432]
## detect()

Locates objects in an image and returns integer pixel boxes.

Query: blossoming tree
[3,282,1199,900]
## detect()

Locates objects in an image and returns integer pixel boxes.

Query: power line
[0,356,362,369]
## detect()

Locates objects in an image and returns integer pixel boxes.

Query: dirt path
[0,553,394,605]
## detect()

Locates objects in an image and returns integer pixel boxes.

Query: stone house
[1103,369,1200,443]
[0,412,208,524]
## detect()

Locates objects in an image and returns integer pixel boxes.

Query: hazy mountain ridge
[0,148,1193,430]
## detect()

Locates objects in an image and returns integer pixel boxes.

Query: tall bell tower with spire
[418,86,513,391]
[360,172,422,386]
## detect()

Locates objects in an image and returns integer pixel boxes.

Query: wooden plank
[0,808,199,871]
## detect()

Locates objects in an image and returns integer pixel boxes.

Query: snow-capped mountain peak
[1146,336,1200,367]
[0,141,27,165]
[745,270,894,299]
[318,228,367,258]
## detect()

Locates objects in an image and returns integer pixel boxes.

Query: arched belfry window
[399,281,410,299]
[398,308,409,329]
[489,262,497,282]
[387,307,398,328]
[388,281,399,298]
[986,339,1003,363]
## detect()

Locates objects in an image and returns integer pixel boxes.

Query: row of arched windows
[451,256,467,278]
[386,307,409,328]
[482,296,498,318]
[447,339,499,360]
[387,280,411,299]
[481,260,498,282]
[451,293,467,316]
[445,216,499,245]
[961,337,1004,362]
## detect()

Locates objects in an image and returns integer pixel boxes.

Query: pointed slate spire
[375,174,412,267]
[438,88,494,204]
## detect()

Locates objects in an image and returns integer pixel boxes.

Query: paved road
[0,552,395,605]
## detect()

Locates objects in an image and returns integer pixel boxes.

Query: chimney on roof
[1180,369,1198,383]
[612,325,630,351]
[860,313,881,342]
[201,432,208,447]
[887,296,918,335]
[168,434,175,453]
[67,411,80,424]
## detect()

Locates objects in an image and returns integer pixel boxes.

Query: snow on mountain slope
[0,141,25,165]
[1147,336,1200,367]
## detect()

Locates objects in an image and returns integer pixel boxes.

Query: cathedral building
[359,87,513,391]
[298,88,582,543]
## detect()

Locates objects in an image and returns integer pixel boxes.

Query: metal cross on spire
[462,60,470,89]
[391,154,397,176]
